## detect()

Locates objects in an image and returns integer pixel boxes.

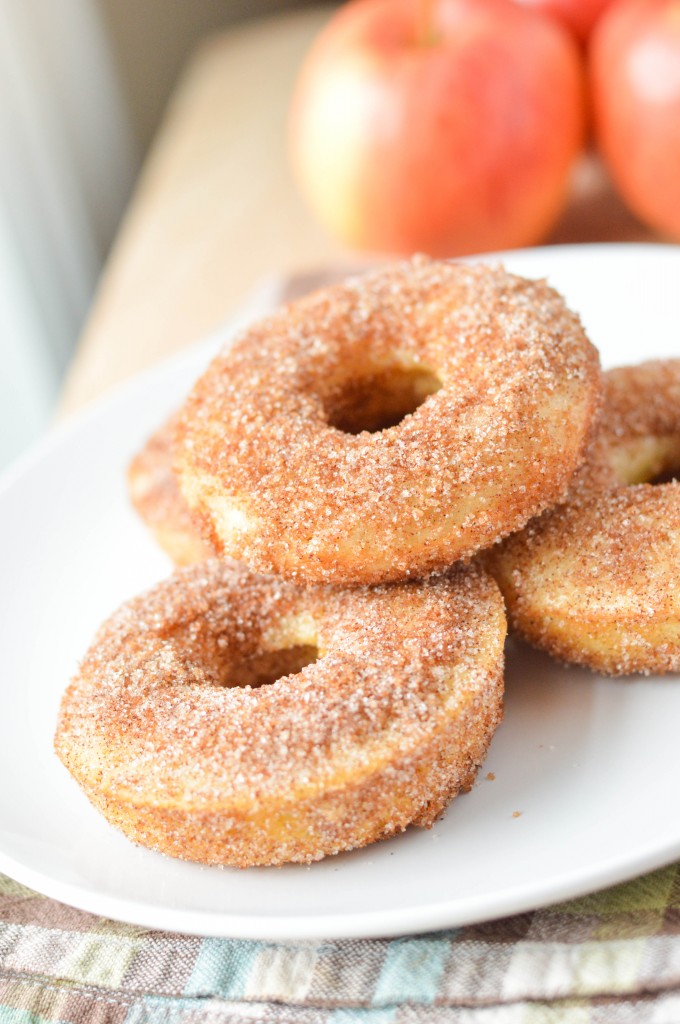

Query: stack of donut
[55,256,624,868]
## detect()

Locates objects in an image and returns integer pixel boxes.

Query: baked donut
[595,360,680,487]
[488,360,680,675]
[54,559,506,867]
[127,413,215,566]
[175,258,601,585]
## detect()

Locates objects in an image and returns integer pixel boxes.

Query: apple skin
[289,0,586,257]
[591,0,680,239]
[513,0,616,44]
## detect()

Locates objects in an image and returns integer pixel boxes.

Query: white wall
[97,0,324,154]
[0,0,137,469]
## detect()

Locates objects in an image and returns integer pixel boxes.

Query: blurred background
[0,0,325,470]
[1,0,672,472]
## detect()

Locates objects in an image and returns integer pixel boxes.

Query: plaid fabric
[2,864,680,1023]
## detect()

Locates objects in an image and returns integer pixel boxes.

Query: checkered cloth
[2,864,680,1023]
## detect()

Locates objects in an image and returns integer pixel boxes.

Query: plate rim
[2,833,680,940]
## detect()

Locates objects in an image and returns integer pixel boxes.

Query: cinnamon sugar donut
[488,360,680,675]
[175,258,601,585]
[596,360,680,487]
[128,413,215,566]
[54,560,506,867]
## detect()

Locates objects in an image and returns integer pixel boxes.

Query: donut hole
[224,644,319,688]
[613,437,680,486]
[649,467,680,485]
[324,365,442,435]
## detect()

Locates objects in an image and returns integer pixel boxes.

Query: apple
[289,0,586,257]
[590,0,680,239]
[512,0,617,44]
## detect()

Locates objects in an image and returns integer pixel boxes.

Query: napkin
[2,865,680,1022]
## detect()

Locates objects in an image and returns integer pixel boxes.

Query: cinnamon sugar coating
[487,360,680,675]
[175,258,601,584]
[597,360,680,486]
[54,560,506,867]
[127,413,216,566]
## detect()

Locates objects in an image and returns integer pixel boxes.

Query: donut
[174,258,602,585]
[127,413,215,566]
[595,360,680,487]
[54,559,506,867]
[487,360,680,676]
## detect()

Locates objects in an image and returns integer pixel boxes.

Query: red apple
[289,0,586,257]
[512,0,617,44]
[591,0,680,239]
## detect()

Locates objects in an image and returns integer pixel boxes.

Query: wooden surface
[60,5,658,415]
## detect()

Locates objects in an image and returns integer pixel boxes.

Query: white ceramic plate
[2,243,680,941]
